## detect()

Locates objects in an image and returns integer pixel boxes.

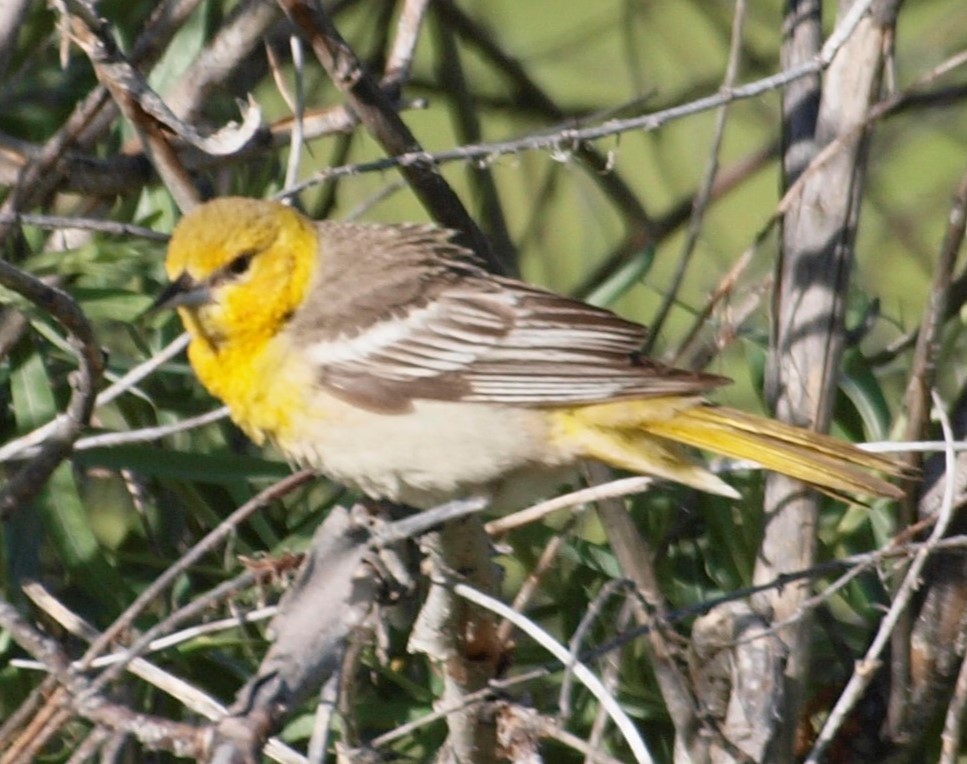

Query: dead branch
[753,3,897,760]
[209,504,380,764]
[0,260,103,518]
[277,0,497,272]
[409,514,503,764]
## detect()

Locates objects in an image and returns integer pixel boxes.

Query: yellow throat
[165,198,319,443]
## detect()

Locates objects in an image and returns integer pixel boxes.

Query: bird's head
[157,197,318,351]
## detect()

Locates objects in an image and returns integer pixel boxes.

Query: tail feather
[564,399,903,499]
[642,405,904,499]
[567,424,741,499]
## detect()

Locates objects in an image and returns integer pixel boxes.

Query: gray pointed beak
[146,273,212,315]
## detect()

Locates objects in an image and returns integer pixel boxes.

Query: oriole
[155,197,901,508]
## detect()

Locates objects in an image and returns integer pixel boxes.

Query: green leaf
[71,287,154,322]
[9,340,56,432]
[560,537,622,578]
[839,353,892,441]
[9,343,129,612]
[583,244,656,308]
[76,446,291,483]
[37,463,130,613]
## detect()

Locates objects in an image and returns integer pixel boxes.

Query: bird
[154,196,902,510]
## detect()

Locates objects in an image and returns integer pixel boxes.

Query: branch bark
[409,515,503,764]
[208,505,379,764]
[277,0,499,273]
[750,1,896,761]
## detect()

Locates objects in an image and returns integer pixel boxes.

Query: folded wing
[299,253,727,411]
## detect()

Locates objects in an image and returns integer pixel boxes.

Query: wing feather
[303,275,726,410]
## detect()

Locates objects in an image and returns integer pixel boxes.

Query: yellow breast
[187,329,316,447]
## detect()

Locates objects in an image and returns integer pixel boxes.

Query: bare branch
[64,0,261,157]
[209,505,379,764]
[383,0,430,95]
[0,213,167,240]
[277,0,498,272]
[586,463,709,761]
[80,470,315,668]
[451,577,654,764]
[755,3,898,758]
[805,391,959,763]
[163,0,281,123]
[0,0,203,240]
[0,595,206,759]
[0,260,104,518]
[409,515,503,763]
[645,0,747,350]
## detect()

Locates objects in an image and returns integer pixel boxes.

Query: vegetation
[1,0,966,762]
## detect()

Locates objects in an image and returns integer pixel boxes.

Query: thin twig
[0,333,189,464]
[12,604,278,672]
[383,0,430,94]
[645,0,746,349]
[450,578,654,764]
[805,391,959,763]
[889,158,967,735]
[64,726,111,764]
[497,519,578,644]
[277,0,497,271]
[163,0,280,122]
[373,495,489,545]
[583,600,636,764]
[79,470,315,669]
[285,0,879,201]
[0,213,167,240]
[559,579,634,722]
[306,669,341,764]
[283,35,306,190]
[431,7,516,274]
[585,533,967,670]
[0,259,104,518]
[0,596,206,759]
[434,0,656,245]
[485,477,653,536]
[72,408,230,451]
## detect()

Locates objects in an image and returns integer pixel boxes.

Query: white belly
[276,391,575,508]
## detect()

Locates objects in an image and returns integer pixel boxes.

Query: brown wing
[290,222,728,411]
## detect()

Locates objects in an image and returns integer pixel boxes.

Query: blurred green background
[1,0,966,760]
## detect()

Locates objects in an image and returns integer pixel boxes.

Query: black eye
[226,249,256,277]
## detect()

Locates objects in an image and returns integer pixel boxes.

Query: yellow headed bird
[156,197,901,508]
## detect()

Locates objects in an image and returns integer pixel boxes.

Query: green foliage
[0,0,965,762]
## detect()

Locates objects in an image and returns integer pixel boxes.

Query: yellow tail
[558,397,903,499]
